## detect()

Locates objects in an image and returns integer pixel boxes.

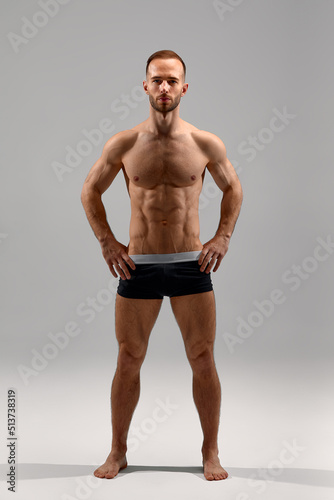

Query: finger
[103,253,117,277]
[117,258,132,279]
[110,268,118,278]
[107,259,118,278]
[198,249,207,265]
[122,253,136,270]
[122,259,134,279]
[212,255,223,272]
[114,261,127,280]
[200,251,214,272]
[205,253,218,273]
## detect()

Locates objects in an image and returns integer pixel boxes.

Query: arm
[81,131,135,280]
[198,134,243,273]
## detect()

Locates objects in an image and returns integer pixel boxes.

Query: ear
[143,80,149,95]
[181,83,189,97]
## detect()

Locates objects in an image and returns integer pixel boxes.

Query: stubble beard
[149,93,182,113]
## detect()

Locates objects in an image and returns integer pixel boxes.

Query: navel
[191,175,196,181]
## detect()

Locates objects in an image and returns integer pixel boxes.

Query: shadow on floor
[1,463,334,486]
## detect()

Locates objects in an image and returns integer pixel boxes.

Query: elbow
[81,181,94,206]
[81,182,101,207]
[232,177,243,204]
[225,179,243,202]
[81,183,89,206]
[237,182,243,204]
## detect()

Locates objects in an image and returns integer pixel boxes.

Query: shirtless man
[81,50,243,481]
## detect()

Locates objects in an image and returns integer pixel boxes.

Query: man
[81,49,243,481]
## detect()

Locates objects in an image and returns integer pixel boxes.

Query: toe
[105,469,116,479]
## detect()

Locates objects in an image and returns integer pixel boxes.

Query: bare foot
[203,454,228,481]
[94,452,127,479]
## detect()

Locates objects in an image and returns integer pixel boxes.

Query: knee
[187,345,215,375]
[117,343,146,375]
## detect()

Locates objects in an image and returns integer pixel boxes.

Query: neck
[147,106,183,136]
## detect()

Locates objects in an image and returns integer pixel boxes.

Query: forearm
[81,186,116,244]
[215,183,243,239]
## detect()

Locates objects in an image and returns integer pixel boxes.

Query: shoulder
[104,128,139,148]
[102,129,139,160]
[190,128,227,159]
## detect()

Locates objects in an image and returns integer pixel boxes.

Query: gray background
[1,1,333,499]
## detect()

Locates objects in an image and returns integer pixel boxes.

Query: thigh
[170,291,216,359]
[115,293,163,355]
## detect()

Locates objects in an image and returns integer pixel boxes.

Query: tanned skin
[81,57,243,481]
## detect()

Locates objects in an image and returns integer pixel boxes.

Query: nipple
[191,175,196,181]
[134,176,139,181]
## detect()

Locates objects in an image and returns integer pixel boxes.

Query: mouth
[159,97,170,102]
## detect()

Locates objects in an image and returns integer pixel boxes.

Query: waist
[129,251,202,264]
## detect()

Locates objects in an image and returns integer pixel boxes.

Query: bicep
[206,136,240,192]
[82,136,123,195]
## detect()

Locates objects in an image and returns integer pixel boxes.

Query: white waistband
[129,251,202,264]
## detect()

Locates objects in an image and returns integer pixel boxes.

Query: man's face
[144,58,188,114]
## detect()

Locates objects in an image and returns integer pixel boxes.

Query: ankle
[110,443,127,456]
[201,444,219,459]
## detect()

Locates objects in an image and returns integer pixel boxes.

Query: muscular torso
[120,119,210,255]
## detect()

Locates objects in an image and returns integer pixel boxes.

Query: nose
[160,81,170,93]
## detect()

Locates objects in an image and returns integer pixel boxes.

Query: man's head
[144,50,188,114]
[146,50,186,82]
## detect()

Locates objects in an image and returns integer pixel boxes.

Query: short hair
[146,50,186,80]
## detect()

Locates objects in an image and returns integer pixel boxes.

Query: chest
[122,135,208,188]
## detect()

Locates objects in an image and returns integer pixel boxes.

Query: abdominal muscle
[127,183,203,255]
